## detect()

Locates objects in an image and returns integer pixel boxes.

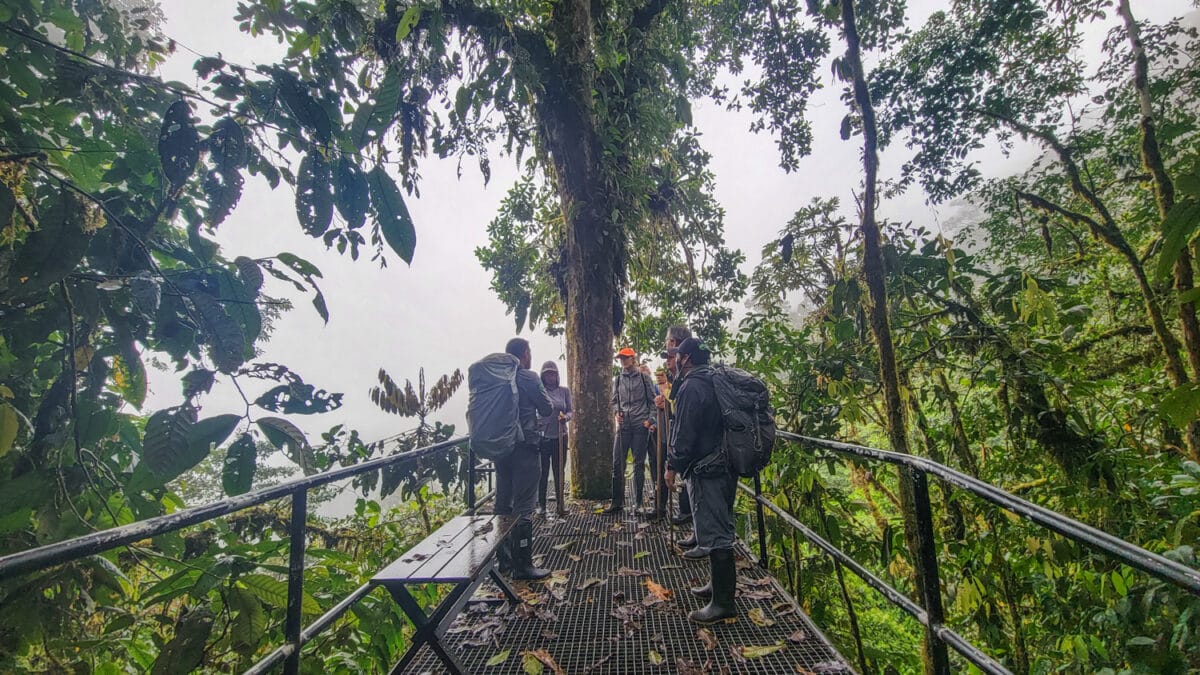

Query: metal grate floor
[401,488,853,674]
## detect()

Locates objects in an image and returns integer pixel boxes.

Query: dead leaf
[582,653,613,673]
[522,651,544,675]
[787,629,808,643]
[535,607,557,622]
[576,577,607,591]
[551,540,577,551]
[696,627,717,650]
[583,548,615,556]
[521,649,564,675]
[737,644,786,659]
[648,649,664,665]
[634,551,650,559]
[617,566,650,577]
[646,578,673,601]
[569,554,583,562]
[677,657,710,674]
[486,649,510,666]
[748,607,776,627]
[660,564,683,570]
[739,587,773,600]
[542,629,558,640]
[772,602,796,616]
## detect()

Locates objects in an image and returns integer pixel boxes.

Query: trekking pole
[654,409,663,518]
[663,408,675,547]
[557,417,567,517]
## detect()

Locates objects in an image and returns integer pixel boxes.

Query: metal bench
[371,514,519,674]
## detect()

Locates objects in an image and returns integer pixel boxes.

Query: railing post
[909,467,951,675]
[753,473,768,567]
[467,442,476,513]
[284,488,308,675]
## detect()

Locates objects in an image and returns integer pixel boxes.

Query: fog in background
[148,1,1194,459]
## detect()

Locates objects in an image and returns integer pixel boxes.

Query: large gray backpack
[711,364,776,477]
[467,353,523,460]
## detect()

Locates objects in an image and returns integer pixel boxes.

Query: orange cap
[614,347,636,358]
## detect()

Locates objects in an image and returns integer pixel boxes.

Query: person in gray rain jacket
[536,361,572,517]
[603,347,660,514]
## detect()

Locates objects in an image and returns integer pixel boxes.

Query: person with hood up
[536,361,573,517]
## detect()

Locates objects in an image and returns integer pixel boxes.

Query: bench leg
[387,584,472,675]
[488,567,522,606]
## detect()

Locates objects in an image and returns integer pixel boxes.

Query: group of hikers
[474,324,739,626]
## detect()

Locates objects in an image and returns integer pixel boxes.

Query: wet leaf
[486,649,510,666]
[551,540,577,551]
[634,551,650,560]
[677,657,709,675]
[522,649,563,675]
[542,629,558,640]
[748,607,776,627]
[576,577,607,591]
[645,578,673,602]
[737,644,785,659]
[697,627,717,650]
[582,654,613,673]
[788,629,808,643]
[618,566,650,577]
[521,652,544,675]
[648,649,664,665]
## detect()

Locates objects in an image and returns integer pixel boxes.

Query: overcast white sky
[147,0,1194,451]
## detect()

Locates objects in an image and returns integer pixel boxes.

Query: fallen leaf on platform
[739,587,774,600]
[617,566,650,577]
[677,657,710,674]
[583,548,615,556]
[736,556,754,570]
[772,602,796,616]
[616,540,633,547]
[551,540,577,551]
[743,576,773,587]
[735,643,785,660]
[787,629,808,643]
[696,627,717,650]
[569,554,583,562]
[535,607,557,622]
[645,578,673,601]
[660,564,683,569]
[576,577,607,591]
[542,629,558,640]
[524,648,564,675]
[748,607,776,627]
[581,653,613,673]
[634,551,650,560]
[613,590,627,602]
[486,649,510,666]
[648,649,664,665]
[522,651,544,674]
[549,586,566,602]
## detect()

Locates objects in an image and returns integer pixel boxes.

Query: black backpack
[710,365,776,477]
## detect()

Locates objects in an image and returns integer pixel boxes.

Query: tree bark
[532,0,619,498]
[1118,0,1200,459]
[839,2,947,673]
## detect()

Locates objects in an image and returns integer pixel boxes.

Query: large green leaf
[149,607,213,675]
[141,407,198,483]
[275,73,332,142]
[350,68,402,150]
[334,158,369,229]
[1156,198,1200,281]
[191,292,247,373]
[296,150,333,236]
[256,416,316,474]
[0,403,17,457]
[222,433,257,496]
[1161,384,1200,428]
[238,574,321,614]
[228,587,266,650]
[7,191,91,301]
[188,414,241,458]
[157,100,200,188]
[209,117,247,174]
[368,165,416,264]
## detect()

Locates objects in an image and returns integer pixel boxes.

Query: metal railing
[745,430,1200,675]
[0,435,493,674]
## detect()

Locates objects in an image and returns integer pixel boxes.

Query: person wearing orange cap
[602,347,659,514]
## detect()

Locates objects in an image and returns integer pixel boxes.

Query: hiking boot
[671,512,692,526]
[683,546,711,559]
[601,504,624,515]
[678,533,698,548]
[688,548,736,625]
[509,522,550,581]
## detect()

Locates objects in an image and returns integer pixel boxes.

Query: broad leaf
[238,573,321,614]
[158,100,200,187]
[296,150,333,236]
[1161,384,1200,427]
[222,433,257,496]
[7,191,91,301]
[191,292,247,373]
[257,416,316,474]
[141,407,199,483]
[149,607,213,675]
[0,403,17,457]
[1156,198,1200,281]
[334,158,369,229]
[368,165,417,264]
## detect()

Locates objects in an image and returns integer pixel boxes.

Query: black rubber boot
[509,521,551,581]
[688,548,736,625]
[678,533,698,548]
[690,579,712,598]
[497,537,513,575]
